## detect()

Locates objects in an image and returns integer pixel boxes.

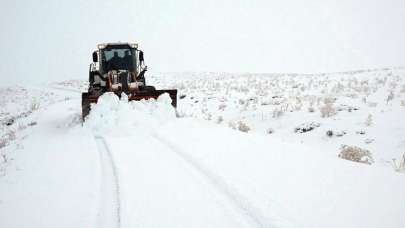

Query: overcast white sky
[1,0,405,85]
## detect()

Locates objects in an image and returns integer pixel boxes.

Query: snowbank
[84,92,176,135]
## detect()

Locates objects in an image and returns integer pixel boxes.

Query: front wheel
[82,99,91,121]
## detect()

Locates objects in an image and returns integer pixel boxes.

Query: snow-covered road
[103,134,257,227]
[151,132,275,227]
[95,136,121,228]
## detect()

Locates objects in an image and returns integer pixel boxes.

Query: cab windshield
[101,46,137,72]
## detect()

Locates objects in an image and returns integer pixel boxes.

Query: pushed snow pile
[84,92,176,134]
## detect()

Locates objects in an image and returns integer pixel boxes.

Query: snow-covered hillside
[1,68,404,228]
[152,68,405,167]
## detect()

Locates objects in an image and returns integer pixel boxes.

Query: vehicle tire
[81,98,91,121]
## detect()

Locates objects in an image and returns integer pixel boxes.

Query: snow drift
[84,92,176,135]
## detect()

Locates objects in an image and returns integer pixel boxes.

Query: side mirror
[92,51,98,62]
[139,51,144,63]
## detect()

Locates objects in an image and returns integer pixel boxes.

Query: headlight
[97,44,107,49]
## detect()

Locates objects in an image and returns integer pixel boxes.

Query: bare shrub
[1,154,6,163]
[216,116,224,124]
[292,97,302,111]
[392,153,405,172]
[266,128,274,134]
[218,103,227,111]
[364,138,374,144]
[28,121,37,126]
[294,122,320,133]
[17,122,27,131]
[365,114,373,127]
[320,97,336,118]
[389,81,398,90]
[6,130,16,141]
[338,145,374,165]
[386,90,394,104]
[30,98,40,111]
[308,106,315,113]
[294,103,302,111]
[228,121,237,130]
[400,84,405,93]
[320,102,336,118]
[0,139,6,149]
[272,107,284,118]
[346,93,358,99]
[237,121,250,133]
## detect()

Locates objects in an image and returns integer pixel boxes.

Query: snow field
[150,69,405,169]
[0,99,99,228]
[0,68,404,227]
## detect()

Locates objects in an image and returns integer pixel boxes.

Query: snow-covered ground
[1,68,404,228]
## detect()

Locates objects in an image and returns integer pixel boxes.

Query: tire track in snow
[153,133,274,228]
[95,136,121,228]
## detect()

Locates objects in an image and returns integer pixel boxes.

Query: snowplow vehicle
[81,42,177,119]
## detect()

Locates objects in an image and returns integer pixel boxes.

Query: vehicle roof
[97,42,138,49]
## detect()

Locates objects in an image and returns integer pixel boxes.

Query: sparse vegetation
[216,116,224,124]
[0,139,6,149]
[392,153,405,172]
[365,114,373,127]
[2,69,405,178]
[320,98,336,118]
[364,138,374,144]
[386,90,394,104]
[266,128,274,134]
[338,145,374,165]
[237,121,250,133]
[294,122,320,133]
[30,98,40,111]
[150,69,405,171]
[272,107,284,118]
[326,130,346,137]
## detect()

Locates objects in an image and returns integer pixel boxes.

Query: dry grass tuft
[338,145,374,165]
